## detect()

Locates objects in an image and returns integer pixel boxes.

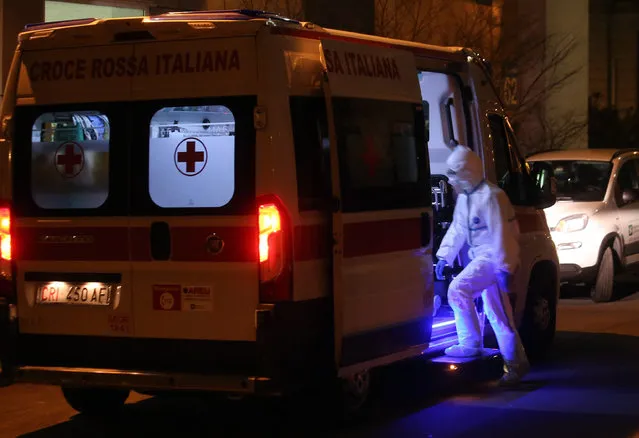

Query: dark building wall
[0,0,209,96]
[303,0,375,34]
[0,0,44,97]
[590,0,639,110]
[498,0,548,150]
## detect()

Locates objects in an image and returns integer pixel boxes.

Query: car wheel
[520,268,557,362]
[61,387,130,415]
[591,246,615,303]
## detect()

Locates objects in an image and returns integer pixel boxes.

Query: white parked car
[528,148,639,302]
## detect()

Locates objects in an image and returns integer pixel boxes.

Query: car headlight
[554,214,589,233]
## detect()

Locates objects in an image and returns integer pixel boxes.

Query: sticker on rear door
[152,285,182,311]
[182,286,213,312]
[152,285,212,311]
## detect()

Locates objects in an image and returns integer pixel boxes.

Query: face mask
[447,169,473,193]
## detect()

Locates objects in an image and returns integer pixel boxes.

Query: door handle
[150,221,171,261]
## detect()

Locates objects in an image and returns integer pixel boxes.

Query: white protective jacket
[435,146,520,274]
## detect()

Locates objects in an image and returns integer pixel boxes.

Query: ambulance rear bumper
[14,365,278,395]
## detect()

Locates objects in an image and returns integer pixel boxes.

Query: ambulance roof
[18,9,470,63]
[528,148,639,163]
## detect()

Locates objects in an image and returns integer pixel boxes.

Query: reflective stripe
[468,225,488,231]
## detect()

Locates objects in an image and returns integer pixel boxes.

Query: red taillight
[258,198,291,302]
[0,206,13,298]
[259,204,281,265]
[0,207,10,261]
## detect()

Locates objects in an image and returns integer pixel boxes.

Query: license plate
[36,282,115,306]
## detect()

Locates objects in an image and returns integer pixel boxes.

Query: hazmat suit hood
[446,145,484,193]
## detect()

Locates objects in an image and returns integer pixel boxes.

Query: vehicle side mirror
[529,161,556,209]
[622,189,639,204]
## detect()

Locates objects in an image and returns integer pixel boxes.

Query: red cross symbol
[174,137,208,176]
[362,136,380,177]
[55,142,84,178]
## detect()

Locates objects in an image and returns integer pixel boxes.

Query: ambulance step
[429,348,500,365]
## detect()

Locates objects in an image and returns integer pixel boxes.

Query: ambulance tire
[61,387,130,416]
[591,246,616,303]
[520,266,557,363]
[335,370,371,421]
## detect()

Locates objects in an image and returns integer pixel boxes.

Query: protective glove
[496,271,513,293]
[435,259,447,281]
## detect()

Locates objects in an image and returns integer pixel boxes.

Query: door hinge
[0,115,13,141]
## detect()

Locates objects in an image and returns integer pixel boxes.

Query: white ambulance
[0,9,558,415]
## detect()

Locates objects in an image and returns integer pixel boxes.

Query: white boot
[444,344,482,357]
[498,360,530,387]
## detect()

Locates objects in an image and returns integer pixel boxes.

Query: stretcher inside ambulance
[0,10,558,414]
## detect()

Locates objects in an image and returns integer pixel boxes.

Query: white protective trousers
[447,256,527,363]
[436,145,527,365]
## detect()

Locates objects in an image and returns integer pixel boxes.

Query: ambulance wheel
[520,267,557,362]
[591,246,615,303]
[61,387,130,415]
[337,370,371,419]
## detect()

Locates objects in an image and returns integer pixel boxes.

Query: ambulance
[0,9,559,415]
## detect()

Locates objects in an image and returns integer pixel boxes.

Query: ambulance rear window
[13,97,254,218]
[290,96,331,211]
[30,111,110,209]
[148,105,235,209]
[333,98,429,212]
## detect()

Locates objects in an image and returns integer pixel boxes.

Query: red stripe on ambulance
[293,224,330,262]
[16,226,128,261]
[130,226,258,262]
[293,218,423,261]
[17,225,258,262]
[342,218,422,258]
[130,227,151,261]
[18,213,545,262]
[169,226,257,262]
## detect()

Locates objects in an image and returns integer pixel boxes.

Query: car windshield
[536,160,613,202]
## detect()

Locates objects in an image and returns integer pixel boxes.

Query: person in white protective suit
[435,144,529,387]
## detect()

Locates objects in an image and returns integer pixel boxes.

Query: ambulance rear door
[13,43,136,351]
[127,36,260,344]
[319,39,433,374]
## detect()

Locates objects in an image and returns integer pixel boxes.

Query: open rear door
[320,39,433,375]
